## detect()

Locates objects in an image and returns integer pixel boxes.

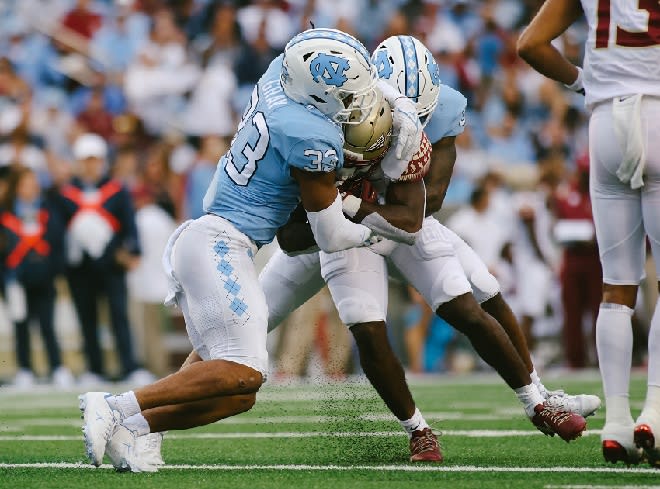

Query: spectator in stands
[127,184,176,377]
[124,8,200,135]
[56,133,151,385]
[553,156,601,368]
[76,87,115,142]
[60,0,102,41]
[0,166,73,387]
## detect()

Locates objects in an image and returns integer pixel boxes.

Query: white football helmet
[372,35,441,127]
[282,28,378,125]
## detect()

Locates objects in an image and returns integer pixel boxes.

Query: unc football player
[77,28,422,473]
[518,0,660,466]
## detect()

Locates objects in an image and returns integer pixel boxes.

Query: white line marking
[0,463,657,474]
[545,486,660,489]
[0,429,603,441]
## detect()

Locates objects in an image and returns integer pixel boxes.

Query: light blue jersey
[424,85,467,144]
[203,55,344,246]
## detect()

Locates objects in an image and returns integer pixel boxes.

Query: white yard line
[0,462,657,474]
[545,486,660,489]
[0,429,603,441]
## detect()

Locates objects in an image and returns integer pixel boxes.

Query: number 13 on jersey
[596,0,660,48]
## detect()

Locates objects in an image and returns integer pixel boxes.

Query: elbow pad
[361,212,419,245]
[306,194,372,253]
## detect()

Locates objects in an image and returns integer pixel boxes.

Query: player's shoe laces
[530,397,587,442]
[602,421,642,465]
[634,413,660,468]
[409,428,443,462]
[543,390,601,418]
[79,392,118,466]
[105,424,159,473]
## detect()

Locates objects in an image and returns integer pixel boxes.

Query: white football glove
[392,97,422,161]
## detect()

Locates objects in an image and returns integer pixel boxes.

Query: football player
[262,36,597,462]
[77,28,423,472]
[518,0,660,466]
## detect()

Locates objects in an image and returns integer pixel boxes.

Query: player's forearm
[353,200,421,234]
[307,194,372,253]
[517,43,579,86]
[517,0,583,85]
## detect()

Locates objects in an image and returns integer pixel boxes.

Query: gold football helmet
[343,88,392,165]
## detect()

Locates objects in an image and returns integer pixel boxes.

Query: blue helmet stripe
[398,36,419,101]
[287,29,371,65]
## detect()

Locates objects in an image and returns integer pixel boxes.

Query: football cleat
[530,398,587,442]
[138,432,165,467]
[601,422,642,465]
[544,390,601,418]
[105,424,159,473]
[79,392,118,466]
[409,428,443,463]
[635,414,660,468]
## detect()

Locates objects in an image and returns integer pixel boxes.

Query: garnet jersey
[581,0,660,108]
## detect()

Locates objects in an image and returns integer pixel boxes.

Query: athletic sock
[122,413,151,436]
[106,391,141,419]
[596,303,634,425]
[530,369,549,398]
[515,383,545,417]
[399,408,430,438]
[642,299,660,421]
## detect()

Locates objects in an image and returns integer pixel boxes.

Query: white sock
[399,408,430,438]
[596,303,634,425]
[647,298,660,391]
[106,391,141,419]
[515,383,545,417]
[122,413,151,436]
[530,369,548,398]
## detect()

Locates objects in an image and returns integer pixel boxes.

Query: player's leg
[634,97,660,466]
[389,219,586,441]
[446,223,600,415]
[259,249,325,332]
[320,247,441,462]
[80,216,268,468]
[589,102,646,464]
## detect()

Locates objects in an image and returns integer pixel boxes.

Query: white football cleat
[635,409,660,467]
[138,432,165,467]
[79,392,118,466]
[12,369,36,389]
[545,390,601,418]
[602,421,643,465]
[105,424,159,473]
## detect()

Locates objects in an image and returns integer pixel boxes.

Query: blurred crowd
[0,0,655,387]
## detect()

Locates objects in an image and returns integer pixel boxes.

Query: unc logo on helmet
[372,49,393,79]
[426,51,440,87]
[310,53,351,87]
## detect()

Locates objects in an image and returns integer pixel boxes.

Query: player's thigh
[442,222,500,303]
[641,97,660,280]
[319,247,388,326]
[389,218,472,311]
[259,249,324,331]
[589,105,645,285]
[173,215,268,377]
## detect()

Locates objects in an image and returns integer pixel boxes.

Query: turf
[0,371,658,488]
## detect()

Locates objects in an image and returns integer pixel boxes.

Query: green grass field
[0,371,658,488]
